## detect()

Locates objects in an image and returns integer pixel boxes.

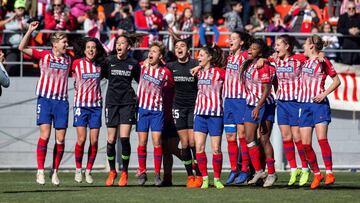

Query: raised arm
[18,21,39,57]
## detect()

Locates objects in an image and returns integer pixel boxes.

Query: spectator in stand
[284,0,320,33]
[163,1,178,51]
[321,21,339,61]
[178,8,194,46]
[109,2,135,33]
[3,0,29,76]
[245,7,268,33]
[264,0,276,20]
[199,13,219,47]
[193,0,213,23]
[134,0,163,60]
[0,50,10,97]
[223,0,244,32]
[337,1,360,65]
[44,0,76,31]
[83,7,104,34]
[267,13,291,45]
[66,0,105,25]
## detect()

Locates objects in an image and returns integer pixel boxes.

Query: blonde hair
[149,41,165,56]
[50,32,67,45]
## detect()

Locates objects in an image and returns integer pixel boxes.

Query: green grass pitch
[1,172,360,202]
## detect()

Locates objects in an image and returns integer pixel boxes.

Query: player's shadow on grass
[3,189,82,194]
[76,184,186,188]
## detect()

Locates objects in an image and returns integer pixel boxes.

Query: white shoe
[74,169,83,183]
[263,174,278,188]
[248,171,265,185]
[85,171,94,184]
[36,170,45,185]
[51,170,60,186]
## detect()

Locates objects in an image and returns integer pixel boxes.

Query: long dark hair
[73,37,107,66]
[277,34,296,54]
[200,43,226,68]
[232,31,252,50]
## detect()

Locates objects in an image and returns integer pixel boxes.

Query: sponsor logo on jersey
[227,63,239,70]
[198,79,211,85]
[128,65,133,70]
[50,62,68,70]
[111,69,131,76]
[143,74,161,85]
[174,76,195,82]
[82,72,100,79]
[277,66,294,73]
[302,67,314,74]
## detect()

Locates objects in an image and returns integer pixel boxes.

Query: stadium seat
[155,2,167,15]
[275,4,291,20]
[217,26,229,48]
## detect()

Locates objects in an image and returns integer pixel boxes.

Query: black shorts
[105,104,136,127]
[172,107,194,130]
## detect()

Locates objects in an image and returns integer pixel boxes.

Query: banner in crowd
[327,62,360,111]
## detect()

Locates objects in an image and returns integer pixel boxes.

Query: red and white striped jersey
[194,67,225,116]
[298,58,337,103]
[137,63,174,111]
[223,51,247,99]
[33,49,71,100]
[270,54,306,101]
[72,58,102,107]
[244,62,275,106]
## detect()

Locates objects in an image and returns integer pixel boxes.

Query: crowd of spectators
[0,0,360,75]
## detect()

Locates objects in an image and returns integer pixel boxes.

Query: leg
[178,129,194,177]
[259,121,275,174]
[53,128,66,171]
[211,135,224,189]
[292,126,308,170]
[86,128,99,172]
[106,127,117,172]
[189,129,201,177]
[137,132,148,173]
[280,125,297,170]
[119,124,132,172]
[237,124,249,172]
[37,124,51,171]
[75,127,87,170]
[151,131,162,175]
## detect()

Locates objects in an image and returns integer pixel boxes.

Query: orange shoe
[186,176,195,188]
[192,176,203,188]
[105,170,117,186]
[118,171,128,187]
[310,173,324,189]
[325,173,335,185]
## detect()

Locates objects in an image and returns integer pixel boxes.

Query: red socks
[137,145,147,173]
[303,144,320,173]
[212,153,223,179]
[239,138,250,172]
[154,146,162,174]
[248,145,262,172]
[75,143,84,169]
[318,139,333,171]
[53,142,65,170]
[196,152,208,177]
[266,158,275,174]
[295,141,308,169]
[37,138,49,170]
[227,140,238,172]
[283,140,297,169]
[86,144,98,171]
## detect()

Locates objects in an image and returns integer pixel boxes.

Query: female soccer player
[241,39,277,187]
[136,41,174,186]
[193,44,226,189]
[72,37,107,184]
[19,21,71,185]
[223,31,253,185]
[299,35,340,189]
[269,34,310,186]
[103,34,142,187]
[166,39,202,188]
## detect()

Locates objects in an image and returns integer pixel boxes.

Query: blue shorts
[243,104,265,124]
[36,96,69,129]
[194,115,223,136]
[277,100,300,126]
[224,98,246,133]
[263,103,276,123]
[299,100,331,127]
[136,108,164,132]
[73,107,102,128]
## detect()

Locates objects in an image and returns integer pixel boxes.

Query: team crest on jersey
[128,65,133,70]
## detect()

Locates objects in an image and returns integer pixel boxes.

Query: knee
[153,140,161,147]
[226,133,236,141]
[107,136,116,144]
[212,148,221,154]
[196,145,205,153]
[181,142,189,149]
[56,137,65,144]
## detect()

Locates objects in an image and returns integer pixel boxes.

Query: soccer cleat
[234,171,251,184]
[36,170,45,185]
[154,173,162,186]
[105,170,117,186]
[214,179,225,189]
[136,170,147,186]
[192,176,203,188]
[186,176,195,188]
[201,177,209,189]
[85,171,94,184]
[263,174,278,188]
[325,173,335,185]
[299,170,310,186]
[225,171,239,185]
[248,171,265,185]
[288,169,301,186]
[74,169,83,183]
[51,170,60,186]
[310,173,324,189]
[118,171,128,187]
